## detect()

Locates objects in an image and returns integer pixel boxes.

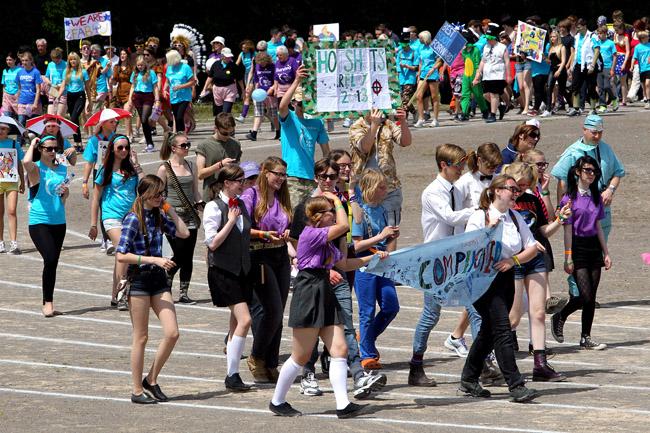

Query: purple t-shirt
[253,64,275,90]
[240,186,290,232]
[274,57,298,85]
[297,226,342,270]
[289,51,302,64]
[560,193,605,237]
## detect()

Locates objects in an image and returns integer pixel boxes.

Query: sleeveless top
[165,160,197,228]
[549,51,562,71]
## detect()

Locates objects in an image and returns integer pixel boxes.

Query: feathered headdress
[170,24,207,71]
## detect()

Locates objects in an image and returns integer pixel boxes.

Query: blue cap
[240,161,260,179]
[583,114,604,131]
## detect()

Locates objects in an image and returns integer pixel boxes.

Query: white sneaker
[428,119,440,128]
[539,102,547,112]
[299,372,323,396]
[540,110,552,117]
[0,242,6,253]
[235,115,245,123]
[7,241,21,255]
[99,240,107,253]
[106,240,115,256]
[145,144,155,153]
[353,370,387,399]
[645,100,650,110]
[343,118,352,128]
[444,334,469,357]
[414,119,425,128]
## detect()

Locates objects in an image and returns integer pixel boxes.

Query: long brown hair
[478,174,516,210]
[131,175,166,238]
[209,164,244,200]
[466,142,502,173]
[160,132,187,161]
[101,135,136,187]
[510,123,540,151]
[256,156,292,223]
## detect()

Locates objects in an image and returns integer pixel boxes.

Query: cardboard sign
[0,149,18,183]
[64,11,112,41]
[431,21,468,65]
[514,21,547,63]
[313,23,340,42]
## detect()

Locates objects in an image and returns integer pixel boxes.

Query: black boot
[408,364,436,387]
[246,130,257,141]
[532,351,566,382]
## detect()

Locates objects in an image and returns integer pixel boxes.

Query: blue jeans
[304,276,363,380]
[569,207,611,296]
[412,290,482,355]
[354,271,399,360]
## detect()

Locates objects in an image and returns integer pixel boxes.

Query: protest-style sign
[313,23,340,42]
[0,149,19,183]
[64,11,112,41]
[362,225,504,307]
[431,21,468,66]
[302,40,400,118]
[514,21,547,63]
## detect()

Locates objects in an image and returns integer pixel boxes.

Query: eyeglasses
[498,185,522,195]
[580,167,599,175]
[175,142,191,149]
[269,170,287,178]
[446,159,467,168]
[317,173,339,181]
[336,163,351,169]
[41,146,58,152]
[116,145,130,151]
[535,162,549,169]
[143,53,152,57]
[228,177,246,185]
[152,191,167,199]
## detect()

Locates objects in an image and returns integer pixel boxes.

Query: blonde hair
[135,55,152,81]
[418,31,432,44]
[522,149,546,162]
[359,169,387,204]
[65,52,83,82]
[466,142,502,173]
[501,161,538,186]
[435,143,466,170]
[166,49,182,66]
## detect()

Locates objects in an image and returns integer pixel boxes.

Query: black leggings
[250,246,291,369]
[29,224,66,304]
[560,267,602,336]
[67,91,86,143]
[171,101,189,133]
[532,74,548,111]
[213,101,234,116]
[547,69,568,108]
[166,228,198,283]
[137,104,154,145]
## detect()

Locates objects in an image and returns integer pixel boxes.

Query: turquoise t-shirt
[351,202,389,256]
[594,39,617,69]
[46,60,67,86]
[95,167,138,221]
[65,69,89,93]
[633,43,650,73]
[267,40,284,61]
[419,45,440,80]
[28,161,68,225]
[166,63,194,104]
[409,39,424,56]
[95,57,111,93]
[130,70,158,93]
[531,43,551,77]
[1,67,20,95]
[280,110,329,180]
[475,35,488,53]
[0,137,24,160]
[83,132,115,166]
[397,48,419,85]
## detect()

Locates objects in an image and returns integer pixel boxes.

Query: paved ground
[2,106,650,433]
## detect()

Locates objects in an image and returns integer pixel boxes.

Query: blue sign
[362,225,503,307]
[431,21,467,65]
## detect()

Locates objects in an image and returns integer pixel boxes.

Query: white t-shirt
[482,42,507,81]
[465,204,536,258]
[455,171,492,210]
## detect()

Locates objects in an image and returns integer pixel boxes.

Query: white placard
[313,23,340,41]
[0,149,19,183]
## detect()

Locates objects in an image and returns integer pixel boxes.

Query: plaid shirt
[117,210,176,257]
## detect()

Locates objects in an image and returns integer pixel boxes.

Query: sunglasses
[499,185,522,195]
[135,44,144,49]
[41,146,58,152]
[528,133,540,139]
[152,191,167,199]
[580,167,599,175]
[317,173,339,181]
[535,162,549,169]
[175,142,191,149]
[269,170,287,178]
[143,53,152,57]
[116,145,130,151]
[446,159,467,168]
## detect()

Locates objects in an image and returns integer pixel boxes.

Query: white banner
[64,11,112,41]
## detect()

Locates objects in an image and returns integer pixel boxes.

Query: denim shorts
[514,251,547,280]
[515,61,532,73]
[103,218,123,232]
[127,266,171,297]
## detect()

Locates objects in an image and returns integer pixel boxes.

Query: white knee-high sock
[271,356,302,406]
[329,357,350,410]
[226,335,246,377]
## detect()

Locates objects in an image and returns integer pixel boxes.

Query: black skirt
[572,235,604,270]
[208,267,252,307]
[288,268,342,328]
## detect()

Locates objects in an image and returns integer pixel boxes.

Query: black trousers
[547,69,568,108]
[171,101,189,133]
[29,224,66,304]
[572,65,599,108]
[461,270,524,390]
[66,91,85,143]
[249,246,291,368]
[166,228,198,283]
[532,74,548,111]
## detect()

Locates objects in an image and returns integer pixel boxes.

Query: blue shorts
[515,62,532,73]
[514,251,547,280]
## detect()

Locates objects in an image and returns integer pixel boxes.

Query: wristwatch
[608,185,616,192]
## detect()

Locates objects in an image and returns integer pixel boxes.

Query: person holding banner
[474,24,510,123]
[269,192,386,418]
[415,31,444,128]
[0,122,25,255]
[459,174,539,403]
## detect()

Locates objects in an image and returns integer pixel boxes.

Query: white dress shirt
[465,204,536,258]
[421,175,476,242]
[455,170,493,210]
[203,191,244,245]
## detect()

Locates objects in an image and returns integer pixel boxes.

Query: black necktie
[450,186,456,211]
[480,175,493,181]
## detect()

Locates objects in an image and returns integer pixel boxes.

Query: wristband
[82,181,88,185]
[335,204,345,211]
[90,225,97,228]
[541,190,550,196]
[137,255,142,266]
[161,202,171,213]
[263,231,270,240]
[564,250,572,255]
[512,255,521,266]
[608,185,616,192]
[348,195,358,203]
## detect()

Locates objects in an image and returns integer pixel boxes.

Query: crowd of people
[0,11,632,418]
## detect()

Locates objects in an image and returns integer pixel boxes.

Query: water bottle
[56,172,75,195]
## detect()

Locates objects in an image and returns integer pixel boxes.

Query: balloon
[252,88,268,102]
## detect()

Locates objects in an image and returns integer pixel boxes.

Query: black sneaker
[269,401,302,417]
[509,385,539,403]
[458,380,491,398]
[142,377,169,402]
[485,113,497,123]
[545,296,569,315]
[551,313,565,343]
[498,103,506,120]
[178,293,196,304]
[246,130,257,141]
[336,402,368,419]
[320,350,330,374]
[225,373,252,392]
[131,392,157,404]
[579,335,607,350]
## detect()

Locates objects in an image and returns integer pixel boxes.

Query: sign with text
[64,11,112,41]
[431,22,468,66]
[0,149,19,183]
[514,21,547,63]
[362,225,504,307]
[303,40,400,118]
